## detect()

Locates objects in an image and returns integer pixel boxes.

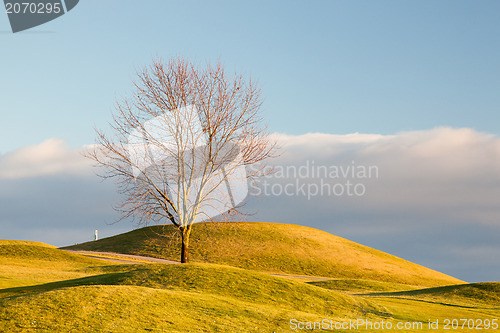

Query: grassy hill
[1,225,498,332]
[0,242,383,332]
[0,240,116,290]
[365,282,500,307]
[64,222,462,287]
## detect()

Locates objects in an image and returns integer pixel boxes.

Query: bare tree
[87,58,276,263]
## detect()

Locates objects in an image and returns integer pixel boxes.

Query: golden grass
[1,237,498,332]
[66,222,462,287]
[0,241,119,289]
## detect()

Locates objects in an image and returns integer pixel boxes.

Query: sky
[1,1,499,282]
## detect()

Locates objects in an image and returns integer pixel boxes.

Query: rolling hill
[1,224,498,332]
[64,222,462,287]
[0,240,381,332]
[0,240,115,290]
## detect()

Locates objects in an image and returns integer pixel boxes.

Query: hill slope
[0,255,383,333]
[1,238,497,332]
[366,282,500,307]
[0,240,116,289]
[64,222,461,287]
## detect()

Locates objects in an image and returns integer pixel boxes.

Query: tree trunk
[180,228,189,263]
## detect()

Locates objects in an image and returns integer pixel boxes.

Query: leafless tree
[87,58,276,263]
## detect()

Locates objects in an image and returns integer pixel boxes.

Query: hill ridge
[64,222,462,287]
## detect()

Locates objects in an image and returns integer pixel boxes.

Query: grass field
[64,222,462,287]
[1,223,498,332]
[0,240,118,290]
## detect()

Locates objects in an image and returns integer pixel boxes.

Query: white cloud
[0,139,93,180]
[261,127,500,227]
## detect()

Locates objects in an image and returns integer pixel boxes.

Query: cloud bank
[0,139,93,179]
[262,127,500,227]
[0,127,499,282]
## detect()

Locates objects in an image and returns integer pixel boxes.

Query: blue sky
[1,1,499,282]
[1,0,500,153]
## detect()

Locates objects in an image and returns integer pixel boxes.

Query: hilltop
[64,222,461,287]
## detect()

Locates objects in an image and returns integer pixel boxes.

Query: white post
[94,229,98,241]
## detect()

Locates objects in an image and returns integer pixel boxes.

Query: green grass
[0,240,55,248]
[308,278,421,293]
[372,296,499,331]
[0,285,342,333]
[365,282,500,307]
[64,222,462,287]
[0,263,376,317]
[1,224,498,332]
[0,261,498,332]
[0,240,119,289]
[0,255,388,332]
